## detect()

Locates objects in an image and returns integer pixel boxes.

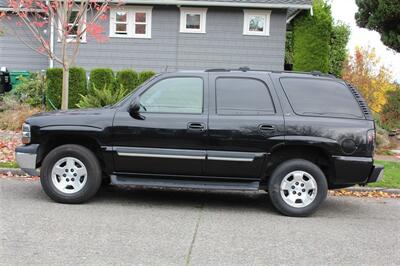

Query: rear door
[205,72,285,178]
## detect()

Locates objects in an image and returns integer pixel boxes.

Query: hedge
[292,0,332,73]
[46,68,156,109]
[116,69,138,92]
[138,70,156,86]
[69,67,87,108]
[46,67,87,109]
[46,68,62,109]
[89,68,114,91]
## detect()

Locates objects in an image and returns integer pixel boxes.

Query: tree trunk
[61,65,69,110]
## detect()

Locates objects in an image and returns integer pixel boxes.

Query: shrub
[68,67,87,108]
[292,0,332,73]
[46,68,63,109]
[89,68,114,91]
[116,69,138,92]
[375,126,392,154]
[329,22,350,77]
[77,83,128,108]
[45,67,87,109]
[138,70,156,86]
[10,73,45,107]
[381,87,400,130]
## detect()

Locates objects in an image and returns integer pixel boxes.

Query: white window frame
[109,6,153,39]
[113,10,129,36]
[58,9,87,43]
[179,7,207,34]
[243,10,271,36]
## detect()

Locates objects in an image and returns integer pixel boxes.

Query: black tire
[268,159,328,217]
[40,144,102,204]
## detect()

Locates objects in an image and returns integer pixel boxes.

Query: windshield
[113,74,160,108]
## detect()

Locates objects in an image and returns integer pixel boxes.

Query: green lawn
[0,161,18,168]
[0,159,399,188]
[368,160,400,189]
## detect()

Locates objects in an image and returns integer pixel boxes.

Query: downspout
[47,0,54,68]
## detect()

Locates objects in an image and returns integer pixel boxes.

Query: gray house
[0,0,312,72]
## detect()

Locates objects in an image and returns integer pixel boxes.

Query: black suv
[16,69,384,216]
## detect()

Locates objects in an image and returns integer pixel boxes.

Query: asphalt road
[1,178,399,265]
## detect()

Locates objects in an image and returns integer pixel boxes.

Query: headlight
[22,123,31,144]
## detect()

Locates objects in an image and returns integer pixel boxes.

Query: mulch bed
[0,130,21,163]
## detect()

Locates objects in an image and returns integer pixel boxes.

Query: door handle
[259,124,275,131]
[188,122,206,131]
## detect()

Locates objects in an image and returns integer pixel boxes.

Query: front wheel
[40,144,102,204]
[268,159,328,217]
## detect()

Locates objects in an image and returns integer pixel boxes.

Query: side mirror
[128,97,140,114]
[128,97,144,120]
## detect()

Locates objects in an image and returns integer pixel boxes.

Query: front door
[112,73,208,176]
[205,72,285,178]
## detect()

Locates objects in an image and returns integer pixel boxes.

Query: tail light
[367,129,375,152]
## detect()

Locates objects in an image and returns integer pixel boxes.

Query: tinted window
[280,78,363,118]
[140,77,203,113]
[216,78,275,115]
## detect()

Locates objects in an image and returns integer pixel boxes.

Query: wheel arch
[37,133,106,173]
[264,144,334,186]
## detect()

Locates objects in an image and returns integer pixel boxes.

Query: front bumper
[15,144,40,176]
[367,165,384,183]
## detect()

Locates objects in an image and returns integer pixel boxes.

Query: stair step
[111,175,260,191]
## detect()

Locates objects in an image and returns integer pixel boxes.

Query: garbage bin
[0,70,12,94]
[10,71,30,87]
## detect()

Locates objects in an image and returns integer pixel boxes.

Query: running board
[110,175,260,191]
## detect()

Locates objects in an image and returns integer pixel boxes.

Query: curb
[343,186,400,195]
[0,168,28,176]
[1,167,400,194]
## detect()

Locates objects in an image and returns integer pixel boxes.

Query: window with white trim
[243,10,271,36]
[180,7,207,33]
[58,9,87,42]
[110,6,152,38]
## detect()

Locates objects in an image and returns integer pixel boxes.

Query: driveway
[1,178,399,265]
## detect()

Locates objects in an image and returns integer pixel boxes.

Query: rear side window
[216,78,275,115]
[280,78,363,118]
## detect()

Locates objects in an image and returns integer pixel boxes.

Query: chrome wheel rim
[280,171,318,208]
[51,157,87,194]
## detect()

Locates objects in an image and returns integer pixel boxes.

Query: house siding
[0,16,49,71]
[1,5,288,72]
[185,0,311,5]
[54,6,287,72]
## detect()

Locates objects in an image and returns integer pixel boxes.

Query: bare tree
[1,0,118,109]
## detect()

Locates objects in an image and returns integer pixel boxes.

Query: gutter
[109,0,313,10]
[0,7,42,11]
[286,9,302,23]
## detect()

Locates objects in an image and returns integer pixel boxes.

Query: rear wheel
[268,159,328,217]
[40,144,102,203]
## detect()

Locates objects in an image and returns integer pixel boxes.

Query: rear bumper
[15,144,40,176]
[332,156,373,184]
[367,165,384,183]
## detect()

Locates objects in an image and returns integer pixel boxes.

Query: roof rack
[204,67,337,78]
[204,68,231,72]
[205,67,251,72]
